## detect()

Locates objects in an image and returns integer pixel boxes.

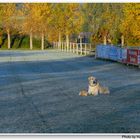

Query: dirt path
[0,50,140,133]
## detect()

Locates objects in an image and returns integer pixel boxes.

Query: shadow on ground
[0,50,140,133]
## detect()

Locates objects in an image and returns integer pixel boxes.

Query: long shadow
[0,34,7,48]
[17,36,26,48]
[0,53,140,133]
[0,50,52,57]
[0,56,114,75]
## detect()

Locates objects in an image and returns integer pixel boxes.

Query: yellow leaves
[121,3,140,45]
[0,4,17,32]
[22,3,52,36]
[51,3,82,38]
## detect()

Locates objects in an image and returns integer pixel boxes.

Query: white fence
[53,42,95,56]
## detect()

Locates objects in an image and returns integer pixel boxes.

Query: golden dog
[79,76,110,96]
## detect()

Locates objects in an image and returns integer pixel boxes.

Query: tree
[21,4,37,50]
[52,4,83,49]
[0,4,17,49]
[51,4,66,47]
[120,3,140,46]
[81,3,123,45]
[22,3,52,50]
[63,4,83,48]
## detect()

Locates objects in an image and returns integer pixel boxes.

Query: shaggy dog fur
[79,76,110,96]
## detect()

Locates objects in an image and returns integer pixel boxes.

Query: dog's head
[88,76,98,87]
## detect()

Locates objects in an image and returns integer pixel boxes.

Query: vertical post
[121,35,124,47]
[76,43,79,55]
[30,31,33,50]
[66,34,69,52]
[73,43,75,53]
[61,42,63,51]
[59,32,61,49]
[65,42,67,51]
[80,43,82,55]
[85,43,87,55]
[55,42,57,49]
[70,42,72,52]
[56,42,59,50]
[55,42,56,49]
[67,42,69,52]
[103,36,107,45]
[41,33,44,50]
[80,37,82,55]
[63,42,65,51]
[90,43,91,51]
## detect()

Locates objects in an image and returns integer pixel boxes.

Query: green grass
[0,36,53,50]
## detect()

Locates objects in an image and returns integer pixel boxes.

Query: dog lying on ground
[79,76,110,96]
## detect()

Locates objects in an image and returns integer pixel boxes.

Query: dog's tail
[79,90,88,96]
[99,87,110,94]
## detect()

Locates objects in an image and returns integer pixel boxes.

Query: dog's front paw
[88,92,98,96]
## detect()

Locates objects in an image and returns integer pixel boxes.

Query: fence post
[56,42,57,49]
[70,42,72,52]
[80,43,83,55]
[59,42,60,50]
[66,42,67,52]
[64,42,66,51]
[73,43,75,53]
[61,42,63,51]
[90,44,91,51]
[55,42,56,49]
[57,42,58,49]
[67,42,69,52]
[85,43,87,55]
[76,43,79,55]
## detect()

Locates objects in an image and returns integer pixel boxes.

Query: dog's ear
[88,76,95,81]
[88,76,91,81]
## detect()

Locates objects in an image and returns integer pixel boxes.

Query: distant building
[77,32,92,43]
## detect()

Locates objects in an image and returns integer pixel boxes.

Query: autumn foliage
[0,3,139,49]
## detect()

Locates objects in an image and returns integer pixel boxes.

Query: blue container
[96,45,128,63]
[96,44,110,59]
[108,45,118,61]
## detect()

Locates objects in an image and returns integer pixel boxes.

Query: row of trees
[0,3,139,50]
[0,3,82,49]
[82,3,140,46]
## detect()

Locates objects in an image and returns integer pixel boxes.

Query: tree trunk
[7,30,10,49]
[41,33,44,50]
[66,34,69,51]
[121,35,124,47]
[30,32,33,50]
[103,36,107,45]
[59,32,61,49]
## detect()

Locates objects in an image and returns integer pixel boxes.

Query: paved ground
[0,50,140,133]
